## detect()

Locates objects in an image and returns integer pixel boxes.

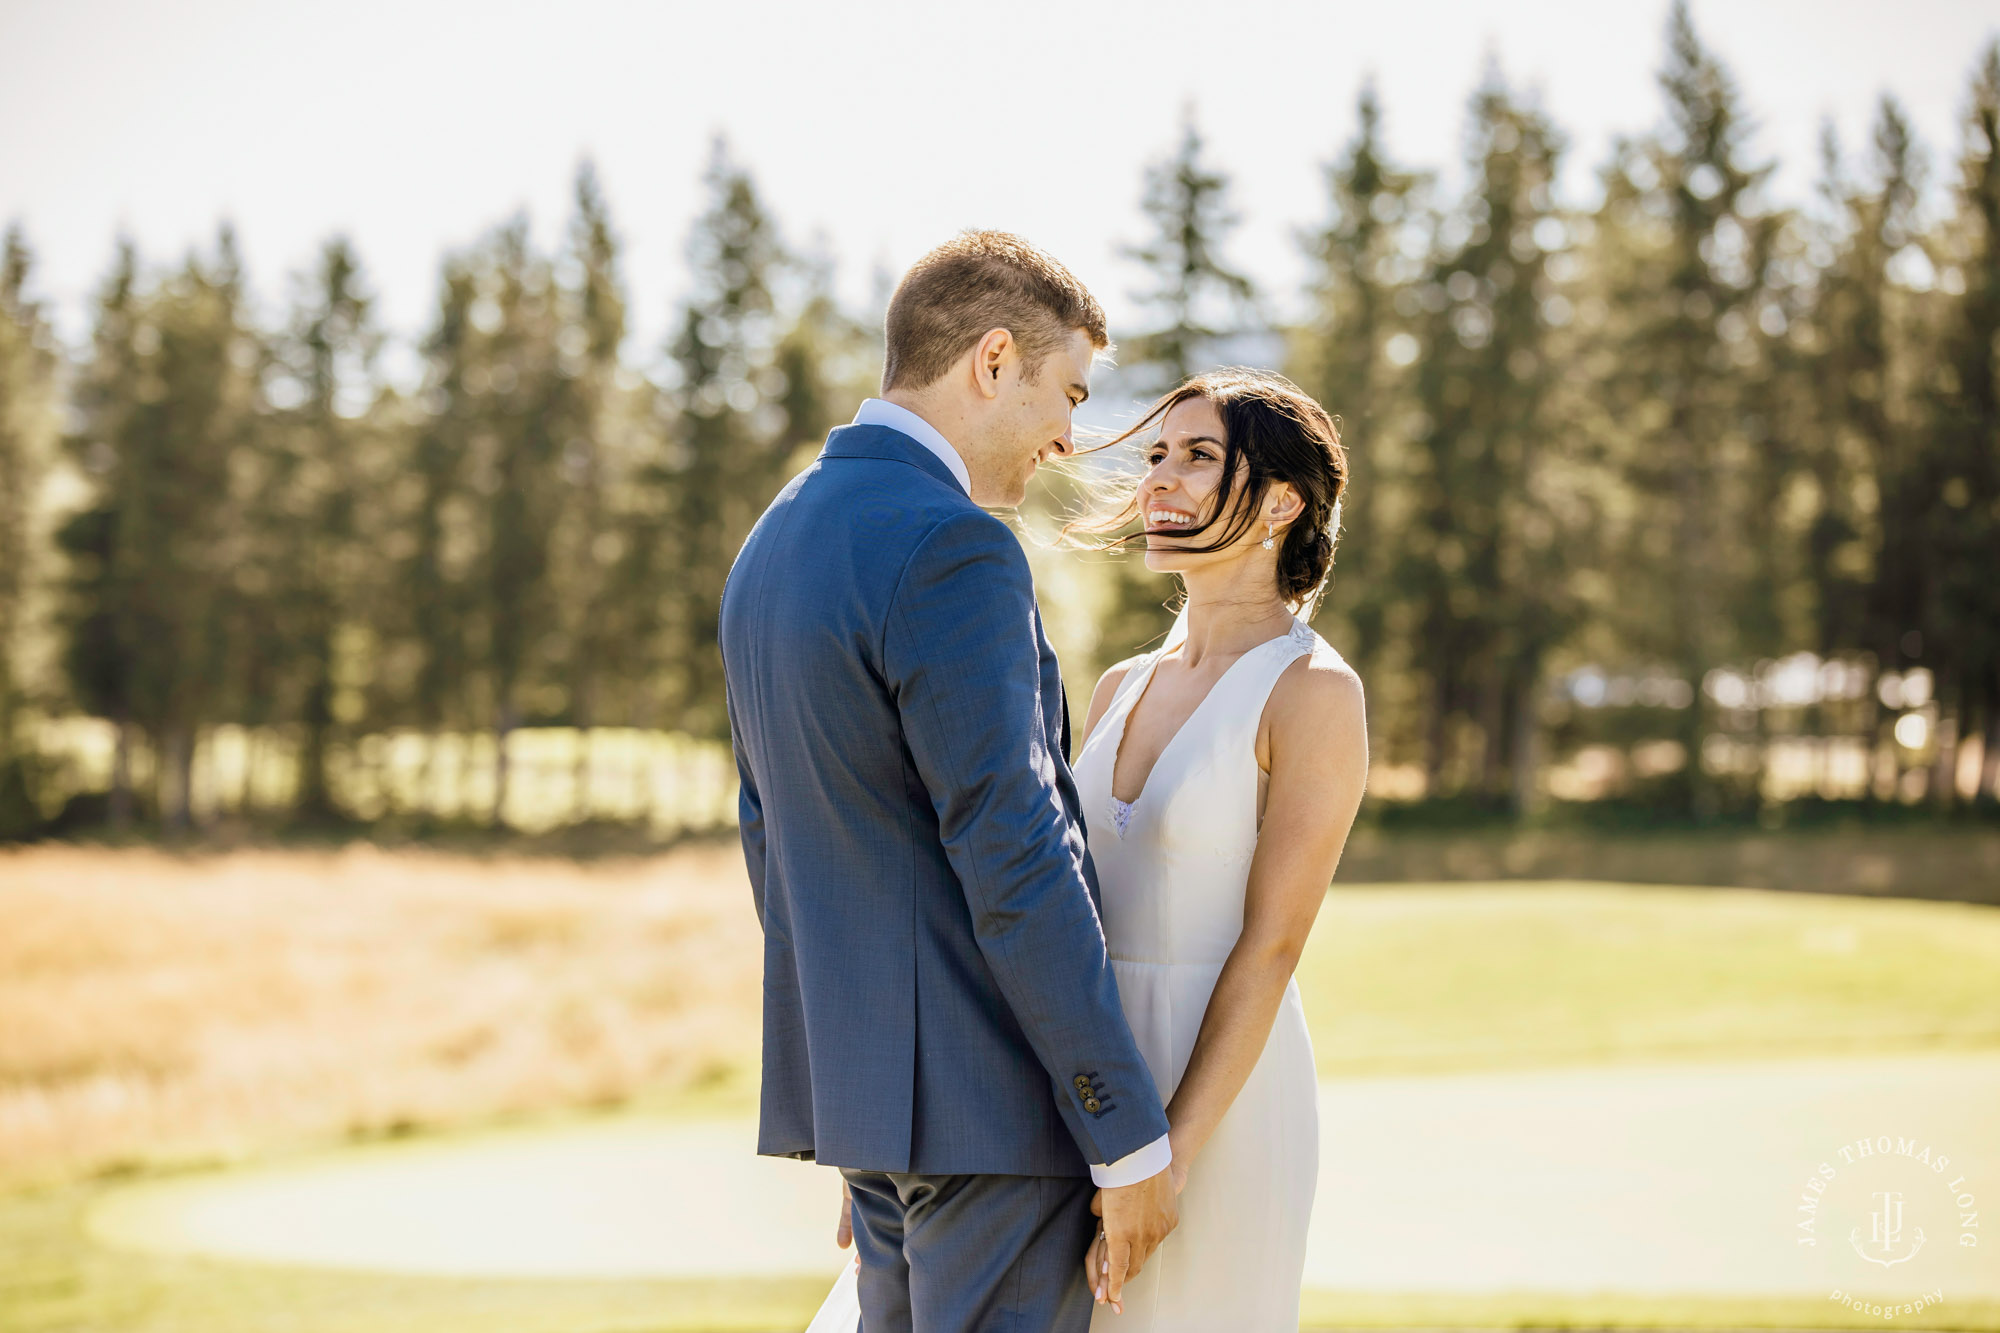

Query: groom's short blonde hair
[881,231,1109,393]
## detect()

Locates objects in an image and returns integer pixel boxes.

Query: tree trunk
[1930,678,1960,810]
[1423,670,1449,797]
[160,724,192,831]
[109,716,133,829]
[243,726,262,815]
[630,729,650,824]
[192,728,212,830]
[417,728,440,823]
[1478,657,1506,800]
[1980,689,2000,802]
[492,702,517,828]
[295,633,335,820]
[570,671,595,824]
[0,685,38,839]
[1507,665,1543,817]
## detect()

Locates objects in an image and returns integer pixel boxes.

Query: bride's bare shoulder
[1266,639,1365,745]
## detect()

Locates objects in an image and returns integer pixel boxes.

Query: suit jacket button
[1074,1075,1092,1089]
[1083,1097,1101,1113]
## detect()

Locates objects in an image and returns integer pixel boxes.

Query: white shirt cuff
[1090,1133,1173,1188]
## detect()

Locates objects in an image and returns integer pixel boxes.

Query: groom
[719,232,1178,1330]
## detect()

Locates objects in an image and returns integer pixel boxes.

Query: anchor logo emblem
[1849,1190,1926,1268]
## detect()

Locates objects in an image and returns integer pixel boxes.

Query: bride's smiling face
[1138,396,1258,574]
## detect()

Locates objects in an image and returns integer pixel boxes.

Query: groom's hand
[835,1178,852,1250]
[1093,1166,1178,1308]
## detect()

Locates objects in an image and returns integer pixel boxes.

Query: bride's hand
[1082,1226,1114,1311]
[1083,1190,1123,1313]
[1169,1156,1190,1195]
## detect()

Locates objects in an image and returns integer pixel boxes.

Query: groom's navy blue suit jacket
[719,423,1170,1177]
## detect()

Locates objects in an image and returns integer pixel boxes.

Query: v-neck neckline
[1106,623,1298,810]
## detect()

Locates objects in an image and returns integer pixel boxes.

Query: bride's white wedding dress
[1071,613,1322,1330]
[802,613,1326,1331]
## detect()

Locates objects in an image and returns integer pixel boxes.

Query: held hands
[1083,1162,1182,1313]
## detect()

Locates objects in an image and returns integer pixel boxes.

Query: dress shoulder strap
[1109,646,1166,712]
[1081,643,1167,760]
[1212,619,1324,747]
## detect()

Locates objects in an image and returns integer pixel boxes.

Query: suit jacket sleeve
[724,673,768,926]
[882,510,1171,1168]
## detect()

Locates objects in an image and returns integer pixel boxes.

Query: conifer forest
[2,7,1997,839]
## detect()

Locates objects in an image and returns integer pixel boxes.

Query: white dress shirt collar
[851,398,971,496]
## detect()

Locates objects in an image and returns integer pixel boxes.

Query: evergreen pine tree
[1400,72,1583,806]
[1924,43,2000,804]
[0,226,58,836]
[1803,110,1922,660]
[1292,84,1424,760]
[401,256,480,818]
[1124,111,1257,391]
[266,237,382,822]
[554,162,630,818]
[774,244,871,473]
[1591,1,1776,815]
[1099,113,1261,662]
[1786,103,1929,797]
[666,140,786,740]
[59,232,262,828]
[475,219,571,822]
[57,242,142,825]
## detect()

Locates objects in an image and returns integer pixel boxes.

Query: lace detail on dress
[1287,619,1317,651]
[1108,795,1136,838]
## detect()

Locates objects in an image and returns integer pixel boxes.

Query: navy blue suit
[720,423,1170,1329]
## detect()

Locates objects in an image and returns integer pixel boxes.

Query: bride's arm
[1161,651,1367,1182]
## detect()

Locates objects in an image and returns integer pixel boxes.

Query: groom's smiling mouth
[1146,506,1198,532]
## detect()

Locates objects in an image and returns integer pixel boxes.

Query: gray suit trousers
[841,1168,1097,1332]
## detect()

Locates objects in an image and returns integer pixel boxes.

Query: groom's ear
[972,327,1014,399]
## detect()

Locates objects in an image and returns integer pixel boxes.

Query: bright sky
[2,0,1993,370]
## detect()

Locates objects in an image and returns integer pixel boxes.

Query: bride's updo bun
[1279,503,1340,607]
[1069,368,1348,617]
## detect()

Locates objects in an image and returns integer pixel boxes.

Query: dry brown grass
[0,842,763,1190]
[10,837,1996,1206]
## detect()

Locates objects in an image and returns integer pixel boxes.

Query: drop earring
[1261,522,1276,551]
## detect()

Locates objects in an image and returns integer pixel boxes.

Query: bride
[808,367,1367,1330]
[1070,367,1365,1327]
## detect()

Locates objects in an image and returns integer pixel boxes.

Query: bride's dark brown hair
[1064,367,1348,619]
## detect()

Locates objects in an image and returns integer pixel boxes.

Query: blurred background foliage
[2,5,1998,847]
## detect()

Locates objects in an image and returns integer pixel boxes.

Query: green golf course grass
[7,877,2000,1332]
[1296,880,2000,1075]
